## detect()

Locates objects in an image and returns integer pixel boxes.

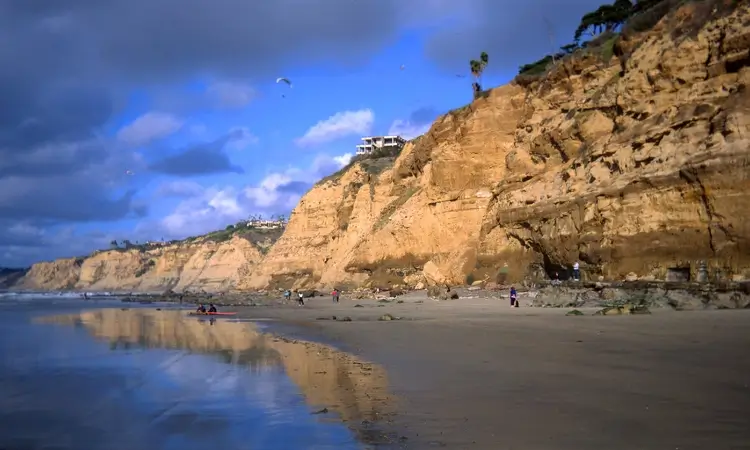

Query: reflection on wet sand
[38,309,396,443]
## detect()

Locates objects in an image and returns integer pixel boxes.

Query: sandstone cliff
[16,1,750,292]
[18,232,277,292]
[247,1,750,289]
[16,258,83,291]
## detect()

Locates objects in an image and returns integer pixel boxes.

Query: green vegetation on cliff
[514,0,739,86]
[106,219,285,255]
[317,143,406,186]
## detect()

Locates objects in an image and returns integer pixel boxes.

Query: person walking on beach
[297,291,305,306]
[573,261,580,281]
[283,290,291,302]
[331,288,340,303]
[510,286,518,308]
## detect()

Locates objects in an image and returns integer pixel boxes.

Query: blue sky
[0,0,606,267]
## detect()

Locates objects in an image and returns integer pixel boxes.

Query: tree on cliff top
[469,51,489,93]
[574,0,633,42]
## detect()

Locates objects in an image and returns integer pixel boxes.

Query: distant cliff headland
[13,0,750,293]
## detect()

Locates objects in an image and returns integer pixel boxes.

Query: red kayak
[188,312,237,316]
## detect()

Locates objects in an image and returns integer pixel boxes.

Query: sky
[0,0,607,268]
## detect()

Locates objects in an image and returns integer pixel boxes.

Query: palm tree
[469,52,489,94]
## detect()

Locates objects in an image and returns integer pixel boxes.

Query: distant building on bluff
[355,135,406,156]
[241,218,286,229]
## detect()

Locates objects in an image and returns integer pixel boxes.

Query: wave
[0,291,122,301]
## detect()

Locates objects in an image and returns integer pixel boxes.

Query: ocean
[0,293,384,450]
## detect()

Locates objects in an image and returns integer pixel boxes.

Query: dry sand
[236,290,750,450]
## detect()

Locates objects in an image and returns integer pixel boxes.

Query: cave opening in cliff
[541,253,571,281]
[725,54,750,74]
[666,267,691,282]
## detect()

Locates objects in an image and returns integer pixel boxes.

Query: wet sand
[39,308,399,447]
[236,292,750,449]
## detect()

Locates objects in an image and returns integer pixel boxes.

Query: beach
[4,290,749,449]
[236,291,750,449]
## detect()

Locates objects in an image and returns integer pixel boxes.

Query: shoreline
[45,277,750,312]
[232,292,750,450]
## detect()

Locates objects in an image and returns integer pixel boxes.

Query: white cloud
[226,126,259,151]
[387,119,430,140]
[207,81,256,109]
[333,153,353,167]
[116,112,184,146]
[244,173,298,209]
[142,153,352,239]
[295,109,374,147]
[157,187,246,237]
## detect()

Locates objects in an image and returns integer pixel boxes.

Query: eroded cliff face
[19,235,267,292]
[16,258,83,290]
[17,3,750,292]
[249,3,750,289]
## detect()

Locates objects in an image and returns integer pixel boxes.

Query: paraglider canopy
[276,77,292,88]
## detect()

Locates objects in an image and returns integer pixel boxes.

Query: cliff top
[515,0,741,86]
[104,219,285,256]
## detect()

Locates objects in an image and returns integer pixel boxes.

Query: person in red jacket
[331,288,340,303]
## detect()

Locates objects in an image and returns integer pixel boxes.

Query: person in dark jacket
[196,304,207,313]
[510,287,518,307]
[208,304,217,313]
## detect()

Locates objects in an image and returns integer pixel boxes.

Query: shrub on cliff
[573,0,633,43]
[513,0,666,86]
[316,144,406,186]
[205,229,235,243]
[134,260,155,278]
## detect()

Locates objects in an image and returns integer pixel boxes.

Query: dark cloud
[0,221,116,267]
[148,134,244,176]
[424,0,606,74]
[0,139,109,179]
[0,178,146,223]
[0,0,440,86]
[0,222,46,248]
[0,85,113,151]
